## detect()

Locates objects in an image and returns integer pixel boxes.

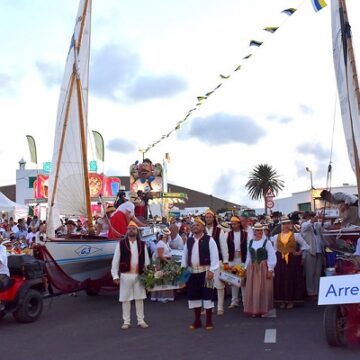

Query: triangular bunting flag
[249,40,263,47]
[282,8,296,16]
[263,26,279,33]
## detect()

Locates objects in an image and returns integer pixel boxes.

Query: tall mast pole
[75,0,94,234]
[339,0,360,198]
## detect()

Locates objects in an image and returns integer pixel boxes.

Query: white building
[16,158,47,205]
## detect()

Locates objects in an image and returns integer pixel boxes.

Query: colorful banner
[26,135,37,164]
[34,174,121,199]
[92,130,105,162]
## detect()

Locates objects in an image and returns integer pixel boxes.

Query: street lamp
[305,167,316,211]
[305,167,314,189]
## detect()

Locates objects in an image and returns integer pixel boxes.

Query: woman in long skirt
[272,216,310,309]
[244,223,277,317]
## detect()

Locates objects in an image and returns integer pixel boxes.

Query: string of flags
[139,0,328,156]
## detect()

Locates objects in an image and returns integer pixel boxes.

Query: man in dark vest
[181,217,219,330]
[226,216,248,308]
[111,221,150,330]
[204,209,228,315]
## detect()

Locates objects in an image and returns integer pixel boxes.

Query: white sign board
[219,271,241,287]
[318,274,360,305]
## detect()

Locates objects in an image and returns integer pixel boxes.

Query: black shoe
[0,303,5,312]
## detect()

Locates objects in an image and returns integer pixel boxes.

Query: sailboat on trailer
[42,0,118,282]
[322,0,360,251]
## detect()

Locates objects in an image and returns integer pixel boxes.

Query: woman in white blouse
[151,228,174,303]
[244,223,277,317]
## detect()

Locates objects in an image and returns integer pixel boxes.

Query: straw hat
[253,222,264,231]
[230,216,241,223]
[280,216,291,224]
[161,227,171,235]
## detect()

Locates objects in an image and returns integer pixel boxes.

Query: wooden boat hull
[45,236,118,281]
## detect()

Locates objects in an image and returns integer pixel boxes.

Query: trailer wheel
[86,284,100,296]
[13,289,43,323]
[324,305,346,346]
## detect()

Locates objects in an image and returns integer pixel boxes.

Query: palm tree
[245,164,284,214]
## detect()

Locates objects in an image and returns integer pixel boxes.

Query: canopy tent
[0,192,28,220]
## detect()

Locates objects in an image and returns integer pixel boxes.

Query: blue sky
[1,0,359,208]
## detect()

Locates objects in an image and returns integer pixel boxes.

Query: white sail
[47,0,91,237]
[331,0,360,172]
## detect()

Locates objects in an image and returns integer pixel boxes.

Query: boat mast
[340,0,360,198]
[75,0,95,234]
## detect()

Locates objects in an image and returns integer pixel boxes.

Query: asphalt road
[0,291,359,360]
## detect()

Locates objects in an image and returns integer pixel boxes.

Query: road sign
[265,188,275,198]
[266,199,274,209]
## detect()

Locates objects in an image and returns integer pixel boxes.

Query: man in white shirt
[111,221,150,330]
[168,223,184,250]
[227,216,248,308]
[181,217,219,330]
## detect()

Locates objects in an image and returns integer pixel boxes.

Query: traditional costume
[226,216,247,307]
[181,217,219,329]
[244,223,277,316]
[272,217,309,308]
[204,209,228,315]
[111,221,150,329]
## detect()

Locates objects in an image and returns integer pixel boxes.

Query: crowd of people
[2,199,360,330]
[110,208,341,330]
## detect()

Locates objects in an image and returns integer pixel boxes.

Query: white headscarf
[118,201,135,217]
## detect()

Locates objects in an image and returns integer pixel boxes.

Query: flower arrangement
[222,263,246,278]
[139,260,188,289]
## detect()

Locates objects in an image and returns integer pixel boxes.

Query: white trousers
[122,300,145,325]
[188,300,213,309]
[119,273,146,302]
[217,288,225,311]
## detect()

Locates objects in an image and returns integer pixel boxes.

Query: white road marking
[264,329,277,343]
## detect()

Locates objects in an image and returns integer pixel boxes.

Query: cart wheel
[324,305,346,346]
[13,289,43,323]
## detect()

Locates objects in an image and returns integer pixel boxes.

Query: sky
[1,0,360,209]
